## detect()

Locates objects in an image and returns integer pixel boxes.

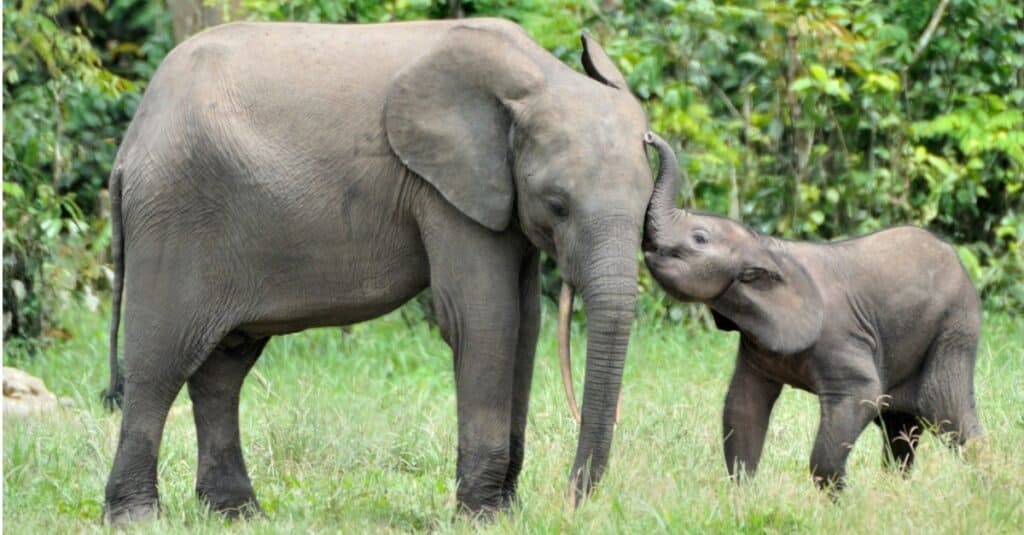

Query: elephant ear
[385,26,544,232]
[711,247,823,355]
[580,33,627,89]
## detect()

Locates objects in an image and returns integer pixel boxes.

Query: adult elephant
[101,19,653,524]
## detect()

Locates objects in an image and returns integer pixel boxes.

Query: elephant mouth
[708,277,739,306]
[641,234,657,254]
[642,252,674,288]
[642,252,718,305]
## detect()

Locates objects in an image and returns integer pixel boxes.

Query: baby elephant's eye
[692,231,708,245]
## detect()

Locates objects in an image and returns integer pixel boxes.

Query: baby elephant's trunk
[643,132,681,245]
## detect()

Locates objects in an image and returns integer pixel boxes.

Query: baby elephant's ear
[711,249,823,354]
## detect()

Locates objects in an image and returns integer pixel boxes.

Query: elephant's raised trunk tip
[644,132,681,243]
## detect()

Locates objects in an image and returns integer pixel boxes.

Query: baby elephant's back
[845,226,980,365]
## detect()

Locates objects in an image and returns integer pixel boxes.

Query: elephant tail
[101,167,125,411]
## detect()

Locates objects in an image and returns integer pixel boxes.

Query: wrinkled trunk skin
[568,241,638,503]
[644,133,681,245]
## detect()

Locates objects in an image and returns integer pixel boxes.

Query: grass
[4,300,1023,534]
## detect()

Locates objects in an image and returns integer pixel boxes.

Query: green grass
[4,302,1023,534]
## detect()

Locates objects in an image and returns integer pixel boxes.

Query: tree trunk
[167,0,242,43]
[447,0,463,18]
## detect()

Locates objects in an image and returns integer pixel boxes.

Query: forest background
[4,0,1023,350]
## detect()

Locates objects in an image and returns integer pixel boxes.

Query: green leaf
[791,77,815,93]
[3,182,25,199]
[956,246,983,283]
[809,63,828,82]
[40,217,62,239]
[737,51,766,67]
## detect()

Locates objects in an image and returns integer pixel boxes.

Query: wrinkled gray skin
[642,134,982,491]
[102,19,653,524]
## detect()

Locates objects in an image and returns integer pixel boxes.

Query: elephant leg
[809,383,882,493]
[722,355,782,480]
[104,380,183,524]
[187,332,268,517]
[104,313,218,524]
[916,327,983,448]
[875,411,921,473]
[501,249,541,508]
[423,222,527,516]
[441,280,521,516]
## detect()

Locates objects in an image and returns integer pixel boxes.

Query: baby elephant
[642,133,982,490]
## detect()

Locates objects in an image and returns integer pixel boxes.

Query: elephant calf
[641,133,983,490]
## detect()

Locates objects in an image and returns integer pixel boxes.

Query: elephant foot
[455,490,513,523]
[812,474,845,503]
[454,490,519,524]
[197,488,262,519]
[455,455,513,519]
[499,488,519,511]
[103,500,160,525]
[208,500,263,520]
[454,503,507,524]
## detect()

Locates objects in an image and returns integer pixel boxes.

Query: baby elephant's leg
[722,357,782,480]
[875,412,922,473]
[810,383,883,493]
[916,325,983,447]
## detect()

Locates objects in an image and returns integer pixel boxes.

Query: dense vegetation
[4,0,1023,348]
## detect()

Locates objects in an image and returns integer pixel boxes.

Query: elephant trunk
[565,241,638,506]
[643,132,681,244]
[558,284,622,425]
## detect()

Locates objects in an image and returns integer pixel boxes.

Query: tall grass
[4,302,1022,533]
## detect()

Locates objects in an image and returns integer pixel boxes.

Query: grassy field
[4,300,1022,534]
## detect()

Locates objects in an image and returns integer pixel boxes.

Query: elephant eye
[692,230,708,245]
[739,267,769,283]
[546,197,569,219]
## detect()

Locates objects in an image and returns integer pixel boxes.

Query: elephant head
[642,133,823,354]
[385,23,652,501]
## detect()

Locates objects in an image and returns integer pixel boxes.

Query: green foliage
[582,0,1024,316]
[2,0,172,345]
[5,0,1022,348]
[241,0,435,23]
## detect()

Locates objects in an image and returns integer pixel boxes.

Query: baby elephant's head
[643,209,761,303]
[640,133,762,303]
[640,132,824,355]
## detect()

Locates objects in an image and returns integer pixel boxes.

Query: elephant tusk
[559,282,582,425]
[558,282,623,426]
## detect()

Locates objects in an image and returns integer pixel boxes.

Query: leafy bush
[2,0,172,347]
[588,0,1024,317]
[5,0,1021,349]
